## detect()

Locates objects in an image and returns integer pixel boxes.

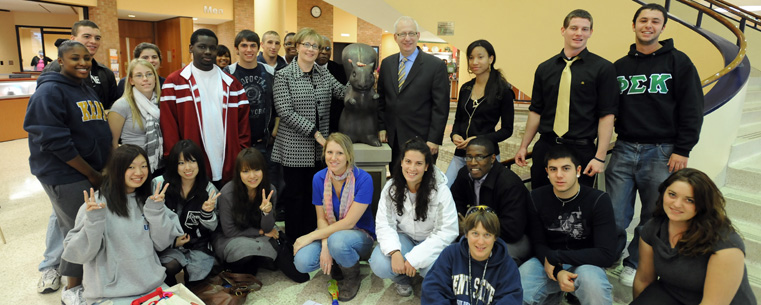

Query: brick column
[88,0,120,73]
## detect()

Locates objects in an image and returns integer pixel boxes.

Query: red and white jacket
[160,64,250,183]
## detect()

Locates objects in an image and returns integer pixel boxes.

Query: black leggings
[162,259,204,287]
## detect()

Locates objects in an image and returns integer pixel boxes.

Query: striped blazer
[271,62,345,167]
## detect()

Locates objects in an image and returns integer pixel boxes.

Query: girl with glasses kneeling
[422,206,523,304]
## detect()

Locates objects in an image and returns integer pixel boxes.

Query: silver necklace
[554,186,580,206]
[468,251,490,305]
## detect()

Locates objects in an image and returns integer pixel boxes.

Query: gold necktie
[554,57,579,137]
[398,57,408,92]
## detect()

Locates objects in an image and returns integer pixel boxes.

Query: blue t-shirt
[312,167,375,238]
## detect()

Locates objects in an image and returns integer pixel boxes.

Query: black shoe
[565,292,580,305]
[331,262,344,281]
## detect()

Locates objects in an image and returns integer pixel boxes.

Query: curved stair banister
[502,0,752,178]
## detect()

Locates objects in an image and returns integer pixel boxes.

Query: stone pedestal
[354,143,392,215]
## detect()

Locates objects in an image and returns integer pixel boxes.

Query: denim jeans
[39,210,63,271]
[605,141,672,268]
[369,233,432,284]
[444,155,501,188]
[519,257,612,305]
[293,229,374,273]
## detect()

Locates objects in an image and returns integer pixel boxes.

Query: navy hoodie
[614,38,704,157]
[422,236,522,305]
[24,72,112,185]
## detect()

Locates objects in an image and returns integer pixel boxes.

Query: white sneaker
[619,266,636,287]
[61,285,86,305]
[37,268,61,293]
[395,283,413,297]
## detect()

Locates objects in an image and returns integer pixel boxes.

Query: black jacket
[451,77,515,157]
[450,162,528,243]
[613,38,704,157]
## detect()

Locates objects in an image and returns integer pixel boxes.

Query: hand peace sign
[83,187,105,212]
[150,182,169,202]
[259,189,274,214]
[202,190,221,212]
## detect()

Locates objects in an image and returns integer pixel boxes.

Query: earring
[576,174,580,178]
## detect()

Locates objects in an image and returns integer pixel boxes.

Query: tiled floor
[0,105,633,304]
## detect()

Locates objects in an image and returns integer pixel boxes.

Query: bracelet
[388,250,400,256]
[593,157,605,163]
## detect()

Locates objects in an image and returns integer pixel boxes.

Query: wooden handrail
[671,0,747,87]
[709,0,761,27]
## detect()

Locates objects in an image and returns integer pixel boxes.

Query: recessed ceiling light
[128,14,135,18]
[341,33,350,37]
[193,18,198,21]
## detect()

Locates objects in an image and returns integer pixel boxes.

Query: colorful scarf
[323,166,356,224]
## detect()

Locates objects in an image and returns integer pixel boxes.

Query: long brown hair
[653,168,736,257]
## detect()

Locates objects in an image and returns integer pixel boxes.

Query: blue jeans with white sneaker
[369,233,432,284]
[605,141,673,269]
[39,211,63,272]
[293,229,374,272]
[519,257,612,305]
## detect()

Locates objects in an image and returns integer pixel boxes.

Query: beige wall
[333,7,357,43]
[385,0,723,97]
[118,0,233,21]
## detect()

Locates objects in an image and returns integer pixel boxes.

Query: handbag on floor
[190,271,263,305]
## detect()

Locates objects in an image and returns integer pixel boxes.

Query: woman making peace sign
[62,144,183,304]
[213,148,308,282]
[152,140,221,286]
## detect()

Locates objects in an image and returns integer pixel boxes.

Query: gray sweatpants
[40,179,92,278]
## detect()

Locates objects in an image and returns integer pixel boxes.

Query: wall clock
[311,6,322,18]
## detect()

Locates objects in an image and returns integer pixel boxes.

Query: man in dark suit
[317,35,348,133]
[377,16,449,166]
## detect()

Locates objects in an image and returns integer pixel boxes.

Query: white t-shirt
[192,64,225,181]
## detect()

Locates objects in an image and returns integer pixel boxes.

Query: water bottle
[328,279,339,305]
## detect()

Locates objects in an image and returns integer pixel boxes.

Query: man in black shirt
[317,35,347,133]
[520,145,618,305]
[514,9,617,189]
[43,20,118,109]
[449,138,530,262]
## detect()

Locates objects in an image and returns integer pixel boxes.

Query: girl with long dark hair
[213,148,308,282]
[445,39,515,186]
[632,168,756,304]
[153,140,219,286]
[369,138,459,296]
[62,144,183,304]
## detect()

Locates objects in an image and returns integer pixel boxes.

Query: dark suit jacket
[377,48,449,146]
[450,162,528,243]
[326,60,347,133]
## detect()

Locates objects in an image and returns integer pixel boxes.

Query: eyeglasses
[464,155,490,162]
[466,205,495,216]
[321,46,331,52]
[300,42,320,50]
[395,31,418,38]
[132,72,154,79]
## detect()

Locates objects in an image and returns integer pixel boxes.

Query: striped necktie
[398,57,408,92]
[553,56,579,137]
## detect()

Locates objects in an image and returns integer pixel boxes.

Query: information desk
[0,78,36,142]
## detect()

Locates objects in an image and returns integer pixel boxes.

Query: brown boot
[337,263,360,301]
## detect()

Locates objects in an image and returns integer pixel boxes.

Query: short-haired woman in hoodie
[422,206,523,304]
[369,138,459,297]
